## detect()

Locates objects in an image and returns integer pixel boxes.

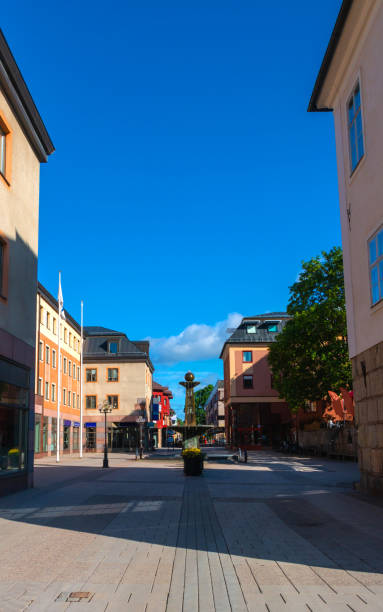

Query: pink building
[220,313,291,449]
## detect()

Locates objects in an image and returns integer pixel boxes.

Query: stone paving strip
[0,452,382,610]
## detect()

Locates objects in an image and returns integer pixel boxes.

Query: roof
[84,326,123,337]
[83,328,154,372]
[242,312,290,321]
[219,314,290,358]
[0,29,54,161]
[308,0,354,112]
[38,282,80,333]
[153,381,173,399]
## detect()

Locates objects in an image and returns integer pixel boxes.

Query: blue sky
[4,1,342,416]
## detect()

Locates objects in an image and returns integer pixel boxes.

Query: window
[68,361,72,377]
[77,394,79,408]
[369,227,383,305]
[39,341,43,361]
[52,349,56,368]
[86,368,97,382]
[243,375,253,389]
[267,324,278,332]
[51,383,56,402]
[77,366,80,380]
[243,351,252,362]
[246,325,257,334]
[46,312,50,329]
[86,395,97,409]
[38,377,42,395]
[53,318,57,335]
[0,239,4,296]
[108,341,118,353]
[63,388,66,405]
[107,368,118,382]
[63,357,67,374]
[64,328,67,343]
[73,365,76,380]
[348,82,364,172]
[69,332,72,347]
[0,125,6,176]
[45,381,49,400]
[45,345,50,364]
[107,395,118,409]
[73,392,76,409]
[68,390,71,406]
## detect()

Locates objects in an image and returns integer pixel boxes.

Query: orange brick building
[34,283,82,456]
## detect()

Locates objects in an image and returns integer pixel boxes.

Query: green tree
[194,384,214,425]
[268,247,352,412]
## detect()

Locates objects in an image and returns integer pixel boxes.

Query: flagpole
[80,300,83,458]
[56,271,61,463]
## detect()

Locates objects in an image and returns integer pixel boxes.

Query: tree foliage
[194,384,214,425]
[268,247,352,411]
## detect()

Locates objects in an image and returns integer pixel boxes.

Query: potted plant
[8,448,20,469]
[182,448,204,476]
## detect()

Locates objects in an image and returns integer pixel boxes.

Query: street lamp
[99,401,112,468]
[136,415,145,459]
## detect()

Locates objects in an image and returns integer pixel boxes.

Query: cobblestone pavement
[1,451,383,611]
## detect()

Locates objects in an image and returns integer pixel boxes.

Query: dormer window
[108,340,118,354]
[246,325,257,334]
[258,320,279,332]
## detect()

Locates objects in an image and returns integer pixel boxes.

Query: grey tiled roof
[219,312,290,357]
[84,326,122,336]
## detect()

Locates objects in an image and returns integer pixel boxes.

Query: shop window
[86,426,96,449]
[63,426,70,450]
[0,403,27,473]
[51,418,57,451]
[73,426,79,450]
[34,414,42,453]
[42,417,48,452]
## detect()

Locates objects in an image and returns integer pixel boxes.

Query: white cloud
[148,312,243,365]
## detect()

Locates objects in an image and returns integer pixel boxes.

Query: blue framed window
[348,83,364,173]
[242,351,252,362]
[369,228,383,305]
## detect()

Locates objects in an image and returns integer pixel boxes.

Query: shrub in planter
[182,448,204,476]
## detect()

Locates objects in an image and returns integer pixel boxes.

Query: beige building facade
[0,30,54,495]
[309,0,383,491]
[83,327,153,452]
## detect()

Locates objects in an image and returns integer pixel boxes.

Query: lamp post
[136,415,145,459]
[99,401,112,468]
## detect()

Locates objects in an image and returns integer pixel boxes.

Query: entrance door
[109,426,139,452]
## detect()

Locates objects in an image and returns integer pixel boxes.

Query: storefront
[0,357,31,495]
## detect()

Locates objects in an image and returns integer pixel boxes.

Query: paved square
[0,451,382,611]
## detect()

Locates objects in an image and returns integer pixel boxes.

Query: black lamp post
[99,401,112,468]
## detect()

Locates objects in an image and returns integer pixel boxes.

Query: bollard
[135,447,138,461]
[244,449,248,463]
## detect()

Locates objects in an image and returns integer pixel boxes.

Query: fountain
[173,371,213,448]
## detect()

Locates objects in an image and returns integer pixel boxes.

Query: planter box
[183,455,204,476]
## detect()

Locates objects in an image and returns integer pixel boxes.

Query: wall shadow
[0,458,381,579]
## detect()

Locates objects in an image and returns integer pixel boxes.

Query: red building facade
[152,381,173,447]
